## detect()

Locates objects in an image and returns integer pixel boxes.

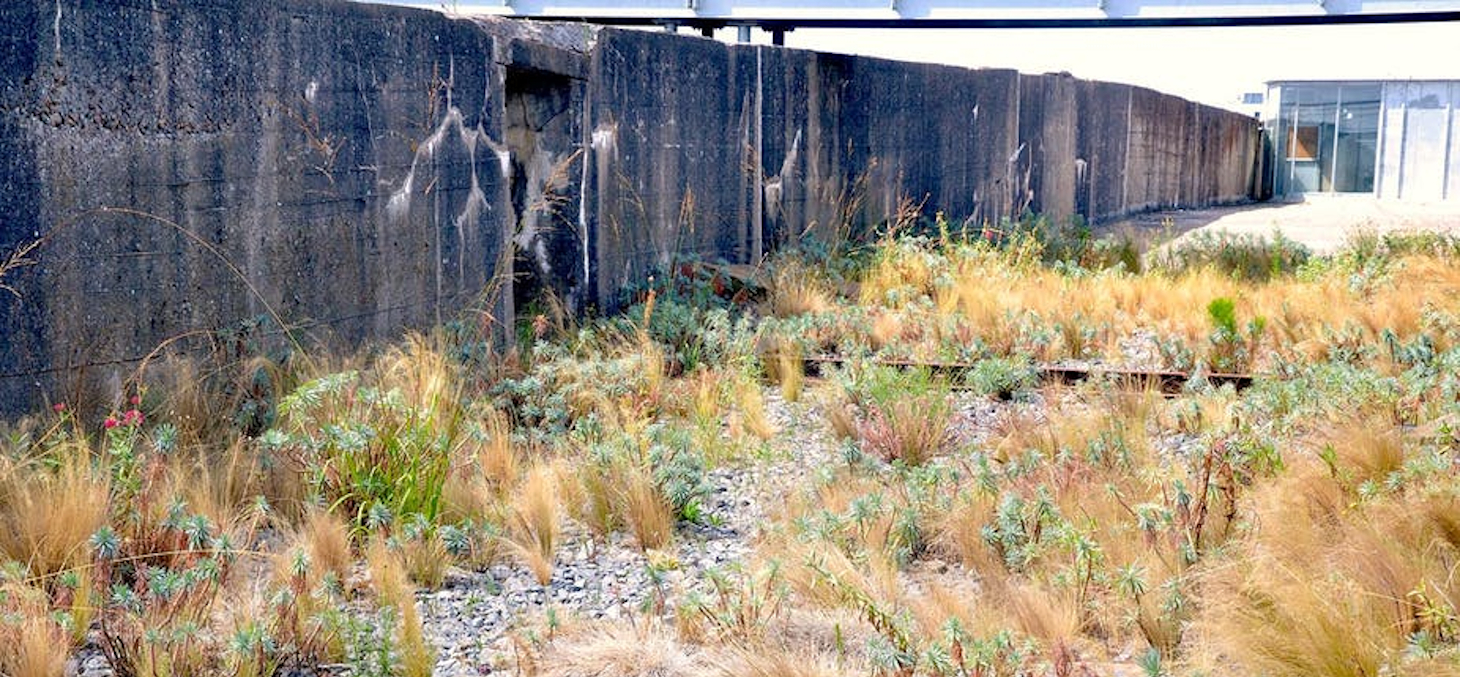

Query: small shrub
[966,356,1039,400]
[679,563,786,644]
[852,366,953,466]
[1206,297,1266,373]
[266,338,465,531]
[94,509,240,677]
[1150,230,1310,281]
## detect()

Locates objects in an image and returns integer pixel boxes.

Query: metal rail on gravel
[798,354,1256,394]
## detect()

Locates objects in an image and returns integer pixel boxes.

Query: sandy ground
[1107,196,1460,254]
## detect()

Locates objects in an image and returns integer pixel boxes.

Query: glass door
[1332,84,1380,193]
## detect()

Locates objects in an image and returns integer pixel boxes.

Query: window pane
[1333,84,1379,193]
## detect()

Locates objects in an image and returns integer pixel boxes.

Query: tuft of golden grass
[539,622,703,677]
[298,507,352,585]
[623,465,674,551]
[716,647,845,677]
[403,530,450,589]
[771,534,902,615]
[867,311,905,351]
[367,540,435,677]
[1197,554,1396,677]
[442,407,517,527]
[854,394,951,467]
[689,368,725,423]
[769,260,833,318]
[932,490,999,575]
[998,582,1082,649]
[639,333,667,403]
[60,565,96,648]
[570,457,621,542]
[506,462,562,586]
[860,241,936,309]
[819,384,860,443]
[775,340,805,404]
[475,408,519,493]
[377,333,462,419]
[733,380,776,442]
[0,444,110,580]
[0,580,68,677]
[1317,417,1406,487]
[180,439,274,529]
[1191,434,1460,677]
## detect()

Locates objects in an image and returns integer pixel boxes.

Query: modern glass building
[1266,80,1460,200]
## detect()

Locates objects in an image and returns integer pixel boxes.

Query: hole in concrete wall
[504,67,578,325]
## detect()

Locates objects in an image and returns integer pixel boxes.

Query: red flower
[123,409,143,426]
[104,417,119,430]
[129,395,141,406]
[52,402,66,413]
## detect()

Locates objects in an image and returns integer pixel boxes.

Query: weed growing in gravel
[847,365,953,466]
[506,463,562,586]
[366,540,435,677]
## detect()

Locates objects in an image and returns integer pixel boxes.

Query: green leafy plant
[1151,230,1310,281]
[266,341,465,531]
[967,356,1039,400]
[1206,297,1266,373]
[851,366,953,466]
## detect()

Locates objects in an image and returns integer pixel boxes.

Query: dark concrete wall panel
[0,0,527,415]
[586,29,752,305]
[0,5,1259,414]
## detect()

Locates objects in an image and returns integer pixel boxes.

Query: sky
[396,1,1460,112]
[753,21,1460,112]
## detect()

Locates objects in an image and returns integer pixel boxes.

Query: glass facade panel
[1334,84,1380,193]
[1270,82,1380,196]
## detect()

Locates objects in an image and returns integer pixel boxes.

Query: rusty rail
[797,354,1256,394]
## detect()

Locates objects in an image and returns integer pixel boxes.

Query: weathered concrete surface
[0,0,593,416]
[581,29,1261,305]
[584,31,751,307]
[0,1,1260,417]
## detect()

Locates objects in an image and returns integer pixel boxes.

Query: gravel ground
[65,333,1190,677]
[424,390,845,675]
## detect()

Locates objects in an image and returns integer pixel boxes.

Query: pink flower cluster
[104,402,145,430]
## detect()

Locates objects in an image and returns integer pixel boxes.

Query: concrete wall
[0,0,1259,417]
[1378,81,1460,200]
[583,29,1261,303]
[0,0,594,415]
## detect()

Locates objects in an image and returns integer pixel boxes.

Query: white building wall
[1377,81,1459,200]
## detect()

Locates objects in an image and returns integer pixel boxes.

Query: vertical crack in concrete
[751,48,764,262]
